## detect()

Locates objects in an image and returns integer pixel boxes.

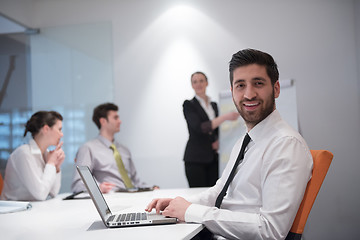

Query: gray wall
[0,0,359,239]
[358,7,360,191]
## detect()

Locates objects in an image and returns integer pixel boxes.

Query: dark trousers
[185,156,219,188]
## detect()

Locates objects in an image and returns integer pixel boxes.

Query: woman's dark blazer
[183,97,219,164]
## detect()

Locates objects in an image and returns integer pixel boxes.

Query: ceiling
[0,12,39,35]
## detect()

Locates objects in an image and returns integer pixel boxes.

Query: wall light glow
[116,4,243,188]
[161,5,199,27]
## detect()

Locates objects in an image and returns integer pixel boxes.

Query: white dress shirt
[1,139,61,201]
[185,110,313,240]
[195,95,216,120]
[71,135,150,193]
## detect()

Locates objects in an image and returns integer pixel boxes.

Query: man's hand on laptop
[100,182,116,193]
[146,198,172,214]
[145,197,191,222]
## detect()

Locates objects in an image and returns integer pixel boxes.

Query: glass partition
[0,22,114,193]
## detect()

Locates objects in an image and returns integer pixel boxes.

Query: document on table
[0,200,32,214]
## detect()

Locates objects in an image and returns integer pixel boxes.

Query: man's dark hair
[229,49,279,86]
[92,103,118,129]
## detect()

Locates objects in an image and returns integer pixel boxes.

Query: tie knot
[244,133,251,145]
[110,144,116,151]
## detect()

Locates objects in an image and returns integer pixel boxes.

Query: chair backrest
[0,173,4,195]
[286,150,333,240]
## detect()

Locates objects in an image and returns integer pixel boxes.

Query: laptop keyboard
[109,212,148,222]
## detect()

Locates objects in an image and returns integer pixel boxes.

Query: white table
[1,188,206,240]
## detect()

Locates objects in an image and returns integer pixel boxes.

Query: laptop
[76,165,177,228]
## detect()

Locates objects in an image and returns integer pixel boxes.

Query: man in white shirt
[146,49,313,239]
[72,103,156,193]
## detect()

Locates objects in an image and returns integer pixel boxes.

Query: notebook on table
[76,165,177,228]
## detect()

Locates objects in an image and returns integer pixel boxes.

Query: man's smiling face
[231,64,280,130]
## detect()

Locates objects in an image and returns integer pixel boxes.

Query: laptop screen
[77,166,111,220]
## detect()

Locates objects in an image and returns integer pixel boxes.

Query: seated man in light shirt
[146,49,313,240]
[72,102,158,193]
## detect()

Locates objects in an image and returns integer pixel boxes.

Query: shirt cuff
[45,163,57,173]
[185,203,211,223]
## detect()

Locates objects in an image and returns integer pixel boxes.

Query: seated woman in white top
[1,111,65,201]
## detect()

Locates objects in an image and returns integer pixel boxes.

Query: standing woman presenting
[183,72,239,187]
[1,111,65,201]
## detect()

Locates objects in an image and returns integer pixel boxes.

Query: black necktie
[215,133,251,208]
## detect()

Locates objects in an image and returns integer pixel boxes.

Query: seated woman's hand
[47,142,65,172]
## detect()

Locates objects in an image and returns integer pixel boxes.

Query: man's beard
[234,88,276,128]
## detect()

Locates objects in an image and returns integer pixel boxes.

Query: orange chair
[285,150,333,240]
[0,173,4,195]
